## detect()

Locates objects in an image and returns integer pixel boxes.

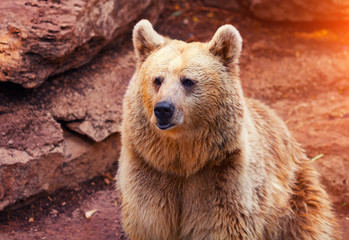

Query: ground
[0,1,348,239]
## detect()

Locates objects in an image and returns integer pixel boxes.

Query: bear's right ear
[133,19,166,63]
[208,25,242,67]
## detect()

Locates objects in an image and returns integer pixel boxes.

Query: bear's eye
[181,78,195,87]
[154,77,163,87]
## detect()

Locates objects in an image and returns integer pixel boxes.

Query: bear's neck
[128,119,245,177]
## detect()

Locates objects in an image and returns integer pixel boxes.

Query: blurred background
[0,0,348,239]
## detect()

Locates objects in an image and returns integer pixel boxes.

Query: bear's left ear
[208,25,242,66]
[133,19,166,63]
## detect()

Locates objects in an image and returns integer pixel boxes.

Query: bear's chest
[124,163,254,239]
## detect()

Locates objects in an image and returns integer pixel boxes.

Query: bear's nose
[154,101,175,123]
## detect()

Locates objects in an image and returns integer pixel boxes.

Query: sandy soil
[1,1,348,239]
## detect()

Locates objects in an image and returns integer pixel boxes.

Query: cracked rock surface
[0,32,141,211]
[0,111,64,210]
[0,0,164,88]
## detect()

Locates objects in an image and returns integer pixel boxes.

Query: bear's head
[123,20,246,175]
[131,19,244,140]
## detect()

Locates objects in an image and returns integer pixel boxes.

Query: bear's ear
[133,19,166,63]
[208,25,242,66]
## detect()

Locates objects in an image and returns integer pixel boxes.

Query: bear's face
[132,20,243,138]
[139,42,228,135]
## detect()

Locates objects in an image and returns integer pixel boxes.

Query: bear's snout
[154,101,175,130]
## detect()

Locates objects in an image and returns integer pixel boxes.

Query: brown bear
[116,19,340,240]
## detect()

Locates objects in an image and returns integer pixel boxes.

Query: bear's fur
[116,19,340,240]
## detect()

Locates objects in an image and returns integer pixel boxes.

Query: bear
[116,19,340,240]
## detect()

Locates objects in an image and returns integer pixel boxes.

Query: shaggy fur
[116,19,340,240]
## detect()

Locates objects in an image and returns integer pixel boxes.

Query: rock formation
[0,0,164,88]
[0,0,164,210]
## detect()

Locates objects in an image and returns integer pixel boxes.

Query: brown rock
[0,111,65,210]
[0,0,165,88]
[0,118,106,212]
[0,0,165,209]
[50,130,121,190]
[0,39,135,210]
[0,111,64,157]
[49,47,134,142]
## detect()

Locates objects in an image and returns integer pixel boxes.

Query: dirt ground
[1,1,349,239]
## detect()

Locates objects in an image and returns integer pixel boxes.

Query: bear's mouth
[156,122,175,130]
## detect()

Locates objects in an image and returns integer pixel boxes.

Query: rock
[0,111,63,158]
[49,46,134,142]
[0,37,135,210]
[0,131,120,211]
[0,111,65,210]
[0,0,165,88]
[0,0,165,209]
[50,130,121,191]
